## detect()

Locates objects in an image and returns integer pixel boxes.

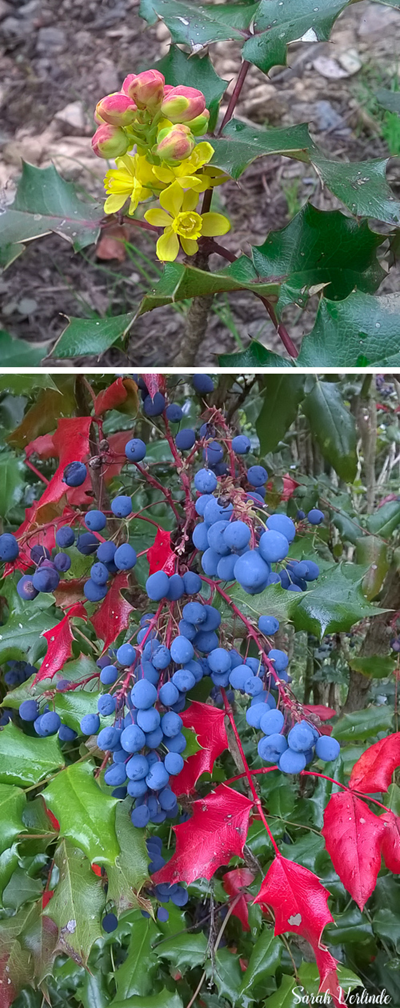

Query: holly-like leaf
[242,0,348,75]
[379,810,400,873]
[54,688,104,735]
[137,260,280,315]
[0,330,46,366]
[322,791,385,909]
[112,990,184,1008]
[367,498,400,536]
[153,784,253,884]
[349,733,400,794]
[256,376,305,454]
[90,572,134,651]
[349,654,397,679]
[155,45,228,130]
[0,454,25,519]
[94,377,139,416]
[292,564,382,638]
[51,313,135,359]
[43,761,119,866]
[44,839,105,965]
[225,582,302,624]
[171,701,228,796]
[114,913,159,1000]
[0,581,58,664]
[222,868,255,932]
[219,344,291,367]
[139,0,256,45]
[210,120,317,180]
[0,722,63,787]
[21,902,58,985]
[334,706,393,742]
[355,535,389,600]
[252,206,385,312]
[33,604,88,683]
[147,528,175,576]
[156,931,208,972]
[298,290,400,367]
[106,799,149,913]
[312,157,400,227]
[0,784,26,855]
[302,379,357,482]
[239,925,282,997]
[254,854,342,1003]
[264,973,300,1008]
[0,163,102,255]
[0,908,35,1008]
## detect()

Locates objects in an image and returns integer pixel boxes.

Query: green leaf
[292,564,382,638]
[0,453,25,518]
[0,163,102,254]
[355,535,389,600]
[155,46,228,130]
[0,578,58,664]
[376,88,400,114]
[349,655,397,679]
[114,913,159,999]
[0,784,26,854]
[0,330,47,366]
[334,705,393,741]
[137,261,280,315]
[54,691,102,734]
[45,840,105,965]
[106,799,149,913]
[112,991,183,1008]
[302,379,357,481]
[43,761,119,866]
[298,291,400,367]
[205,948,245,1005]
[256,376,304,453]
[298,961,363,994]
[264,973,299,1008]
[0,907,35,1001]
[0,722,63,786]
[139,0,256,44]
[51,313,135,360]
[243,0,348,74]
[0,846,19,901]
[210,120,317,180]
[252,205,385,312]
[323,906,373,945]
[155,931,208,971]
[0,374,59,395]
[239,927,281,998]
[2,866,43,911]
[367,499,400,536]
[225,582,303,623]
[219,344,291,367]
[312,157,400,227]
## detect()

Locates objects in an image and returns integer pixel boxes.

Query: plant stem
[259,297,299,359]
[218,61,251,135]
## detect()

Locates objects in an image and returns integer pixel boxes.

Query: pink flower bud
[185,109,210,136]
[154,124,195,164]
[91,124,130,159]
[160,86,206,124]
[96,92,137,127]
[122,69,165,109]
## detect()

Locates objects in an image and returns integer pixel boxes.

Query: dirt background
[0,0,400,366]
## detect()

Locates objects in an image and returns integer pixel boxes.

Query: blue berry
[125,438,146,462]
[223,521,251,551]
[307,509,324,525]
[91,562,109,586]
[159,682,180,706]
[259,529,289,564]
[303,560,320,581]
[111,496,132,518]
[19,699,39,721]
[165,403,183,422]
[171,885,189,906]
[137,708,161,733]
[266,514,295,543]
[157,907,169,922]
[176,428,196,450]
[203,441,223,466]
[114,544,137,570]
[208,648,231,674]
[54,552,71,572]
[98,694,116,716]
[182,571,201,594]
[315,736,340,761]
[217,554,237,581]
[32,567,60,593]
[258,616,279,636]
[247,465,268,487]
[126,754,149,780]
[58,724,77,742]
[117,643,136,666]
[165,751,184,775]
[161,711,183,737]
[192,522,210,551]
[131,805,150,826]
[258,733,288,762]
[234,551,270,592]
[40,711,61,736]
[192,374,214,394]
[98,726,121,750]
[279,749,306,774]
[232,434,251,454]
[97,541,116,563]
[201,548,220,576]
[131,679,157,709]
[259,709,284,735]
[287,722,315,753]
[164,732,186,753]
[143,392,166,416]
[182,601,205,625]
[194,630,219,652]
[127,778,148,797]
[146,762,170,791]
[203,498,233,524]
[80,713,100,735]
[170,636,194,665]
[85,510,107,532]
[76,533,98,555]
[102,912,118,932]
[179,619,196,640]
[104,763,127,786]
[172,669,195,692]
[194,469,217,494]
[268,649,289,673]
[63,462,87,487]
[152,645,171,670]
[207,521,230,555]
[55,526,75,548]
[120,724,146,753]
[159,787,179,811]
[84,579,108,602]
[146,571,169,600]
[31,545,50,563]
[17,576,38,600]
[166,574,185,601]
[100,664,118,685]
[246,702,270,728]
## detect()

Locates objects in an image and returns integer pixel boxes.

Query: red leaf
[349,734,400,795]
[379,810,400,873]
[303,705,337,722]
[152,784,253,885]
[46,809,60,831]
[147,527,175,576]
[222,868,254,931]
[42,890,54,908]
[94,377,138,415]
[91,864,103,877]
[171,701,228,796]
[322,791,385,909]
[142,374,165,399]
[33,604,87,683]
[91,572,133,651]
[254,854,343,1007]
[25,433,57,460]
[34,417,92,516]
[54,579,85,610]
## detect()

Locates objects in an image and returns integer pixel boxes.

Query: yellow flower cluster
[103,140,230,262]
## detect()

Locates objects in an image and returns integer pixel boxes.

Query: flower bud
[154,124,195,164]
[122,69,165,109]
[185,109,210,136]
[95,92,137,127]
[91,124,130,159]
[160,85,206,124]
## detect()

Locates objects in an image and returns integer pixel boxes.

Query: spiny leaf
[349,733,400,794]
[312,157,400,227]
[139,0,256,45]
[44,839,105,965]
[298,291,400,367]
[34,604,88,683]
[106,799,149,913]
[153,784,253,884]
[210,119,317,180]
[171,701,228,796]
[0,330,47,366]
[114,913,159,1000]
[302,379,357,482]
[219,344,291,367]
[43,761,119,866]
[0,722,63,787]
[292,563,383,638]
[137,260,280,316]
[90,572,134,651]
[322,791,385,909]
[243,0,349,75]
[256,376,305,454]
[222,868,255,932]
[51,313,135,360]
[0,784,26,855]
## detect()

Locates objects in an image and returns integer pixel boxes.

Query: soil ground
[0,0,400,366]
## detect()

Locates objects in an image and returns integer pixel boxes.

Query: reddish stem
[25,459,50,485]
[218,61,251,135]
[225,766,278,785]
[221,687,279,853]
[259,297,299,359]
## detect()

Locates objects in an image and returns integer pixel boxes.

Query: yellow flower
[152,142,215,192]
[144,181,230,261]
[103,153,162,214]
